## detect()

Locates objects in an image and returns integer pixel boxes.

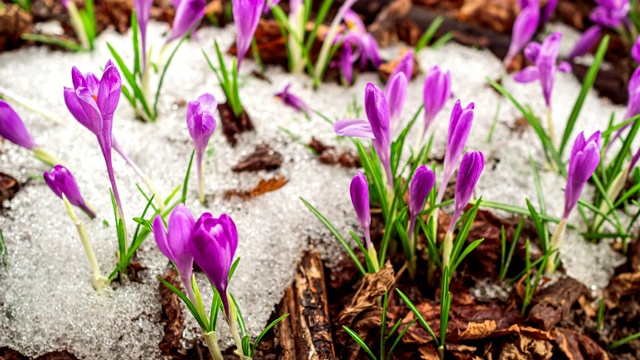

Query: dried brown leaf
[223,175,288,200]
[232,144,283,172]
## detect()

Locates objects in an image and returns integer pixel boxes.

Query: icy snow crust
[0,23,632,358]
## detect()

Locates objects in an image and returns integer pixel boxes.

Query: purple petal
[339,42,355,85]
[167,0,205,43]
[44,165,93,217]
[0,99,38,150]
[568,25,601,60]
[386,72,407,130]
[513,66,540,83]
[564,131,601,217]
[232,0,265,68]
[454,151,485,214]
[333,118,375,139]
[97,64,122,120]
[541,0,558,23]
[505,4,540,65]
[524,42,541,63]
[389,50,414,83]
[409,165,435,219]
[632,35,640,64]
[350,171,372,248]
[423,65,452,129]
[75,87,103,134]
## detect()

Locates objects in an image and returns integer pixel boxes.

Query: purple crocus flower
[342,10,382,70]
[514,32,571,109]
[232,0,266,69]
[334,83,393,188]
[153,205,196,301]
[568,26,602,60]
[338,42,355,85]
[134,0,153,69]
[607,67,640,150]
[563,131,601,219]
[504,2,540,66]
[590,0,630,27]
[0,99,37,150]
[387,50,414,88]
[386,72,407,133]
[422,65,452,138]
[190,212,238,318]
[187,93,217,204]
[408,165,435,237]
[44,165,96,218]
[448,151,484,232]
[436,100,475,203]
[275,84,310,116]
[64,61,125,221]
[350,171,372,249]
[632,35,640,64]
[541,0,558,23]
[166,0,205,43]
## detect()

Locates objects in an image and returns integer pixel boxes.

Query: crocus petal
[505,4,540,65]
[454,151,485,214]
[386,72,407,131]
[333,118,375,139]
[524,42,541,63]
[197,93,217,111]
[423,65,452,129]
[75,87,103,134]
[97,64,122,121]
[388,50,414,84]
[0,99,38,150]
[444,100,474,182]
[360,34,382,68]
[71,67,86,89]
[339,42,354,85]
[166,204,196,280]
[344,9,366,33]
[541,0,558,23]
[564,131,600,218]
[44,165,94,217]
[275,84,310,115]
[557,61,572,73]
[568,25,601,60]
[167,0,205,43]
[409,165,435,218]
[537,32,562,108]
[632,35,640,64]
[232,0,265,68]
[187,95,217,155]
[350,171,372,248]
[513,66,540,83]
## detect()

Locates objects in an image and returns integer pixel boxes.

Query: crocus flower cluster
[420,65,451,141]
[435,100,475,204]
[186,93,218,204]
[569,0,629,59]
[547,131,600,273]
[334,83,393,188]
[166,0,206,44]
[44,165,96,218]
[275,84,311,117]
[232,0,266,69]
[64,61,126,224]
[335,10,383,84]
[505,0,540,66]
[514,32,571,110]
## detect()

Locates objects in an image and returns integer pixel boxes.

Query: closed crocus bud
[187,93,217,156]
[386,72,407,132]
[454,151,485,217]
[568,25,602,60]
[166,0,205,43]
[275,84,310,116]
[0,99,37,150]
[134,0,153,67]
[563,131,601,219]
[504,3,540,66]
[409,165,435,220]
[153,205,196,297]
[364,83,392,187]
[350,171,372,248]
[190,213,238,318]
[388,50,414,85]
[232,0,266,68]
[422,65,452,136]
[590,0,629,27]
[44,165,96,218]
[339,42,355,85]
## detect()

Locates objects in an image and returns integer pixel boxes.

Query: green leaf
[451,238,484,273]
[230,293,248,336]
[210,289,221,331]
[386,318,417,360]
[157,276,207,329]
[610,332,640,350]
[449,198,482,267]
[154,29,192,119]
[559,35,609,155]
[20,34,83,51]
[529,157,546,215]
[250,314,289,356]
[396,289,440,347]
[343,326,378,360]
[415,16,444,53]
[301,198,366,275]
[349,231,375,273]
[430,31,454,49]
[500,218,524,280]
[526,198,549,253]
[228,257,241,281]
[182,151,195,203]
[107,42,152,117]
[0,228,7,268]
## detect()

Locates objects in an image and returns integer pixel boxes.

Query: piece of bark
[527,277,590,330]
[275,287,299,360]
[308,137,361,168]
[158,268,186,356]
[223,175,288,200]
[218,102,254,146]
[232,144,283,172]
[0,4,32,52]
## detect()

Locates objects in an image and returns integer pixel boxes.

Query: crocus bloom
[166,0,205,43]
[408,165,435,236]
[451,151,484,228]
[504,2,540,66]
[350,171,372,249]
[232,0,266,69]
[563,131,601,219]
[568,26,602,60]
[44,165,96,218]
[514,32,571,109]
[153,205,197,301]
[187,93,217,204]
[64,61,125,222]
[608,67,640,149]
[590,0,629,27]
[342,10,382,70]
[436,100,475,203]
[134,0,154,68]
[387,50,414,88]
[190,212,238,318]
[275,84,310,116]
[338,42,355,85]
[0,99,37,150]
[386,72,407,133]
[334,83,393,188]
[422,65,452,138]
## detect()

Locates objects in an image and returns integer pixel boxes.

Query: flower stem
[32,147,64,167]
[101,145,128,244]
[67,2,90,50]
[546,106,556,148]
[203,331,224,360]
[112,139,164,211]
[546,218,567,274]
[197,151,205,204]
[442,230,454,272]
[62,195,109,291]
